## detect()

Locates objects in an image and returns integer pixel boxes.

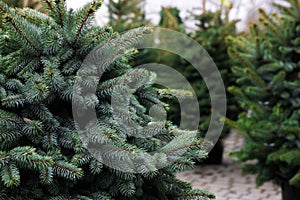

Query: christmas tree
[146,6,237,164]
[135,7,192,129]
[191,6,239,125]
[187,6,238,164]
[108,0,149,32]
[227,0,300,189]
[0,0,214,199]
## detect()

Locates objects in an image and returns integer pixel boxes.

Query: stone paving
[176,131,281,200]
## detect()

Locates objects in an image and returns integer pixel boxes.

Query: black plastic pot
[201,139,224,165]
[281,180,300,200]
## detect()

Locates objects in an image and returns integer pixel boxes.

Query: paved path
[176,132,281,200]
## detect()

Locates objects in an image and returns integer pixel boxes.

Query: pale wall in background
[66,0,276,32]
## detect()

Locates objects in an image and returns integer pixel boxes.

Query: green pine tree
[135,7,189,128]
[189,7,239,135]
[227,0,300,188]
[0,0,215,199]
[134,6,237,164]
[153,6,238,138]
[108,0,149,32]
[184,7,239,164]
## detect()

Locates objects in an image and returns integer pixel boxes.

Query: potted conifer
[153,6,238,165]
[190,6,238,164]
[226,0,300,199]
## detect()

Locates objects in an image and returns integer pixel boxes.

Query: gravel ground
[176,131,281,200]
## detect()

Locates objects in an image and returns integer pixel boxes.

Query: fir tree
[152,6,238,138]
[176,6,238,164]
[189,7,239,136]
[107,0,149,32]
[227,0,300,188]
[135,7,191,129]
[134,6,236,164]
[0,0,215,199]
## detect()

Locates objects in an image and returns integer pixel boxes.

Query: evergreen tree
[136,7,190,128]
[108,0,149,32]
[189,7,238,132]
[226,0,300,188]
[177,7,238,164]
[0,0,215,199]
[135,7,237,164]
[153,6,238,138]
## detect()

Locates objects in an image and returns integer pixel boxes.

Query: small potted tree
[190,5,239,164]
[140,6,238,165]
[226,0,300,199]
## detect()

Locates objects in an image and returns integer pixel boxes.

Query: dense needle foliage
[0,0,214,199]
[227,0,300,188]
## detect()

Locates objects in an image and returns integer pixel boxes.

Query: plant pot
[281,180,300,200]
[201,139,224,165]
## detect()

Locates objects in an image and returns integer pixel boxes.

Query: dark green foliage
[149,7,238,137]
[135,7,191,129]
[227,0,300,188]
[193,9,239,116]
[0,0,215,199]
[189,9,239,136]
[130,7,237,166]
[108,0,149,32]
